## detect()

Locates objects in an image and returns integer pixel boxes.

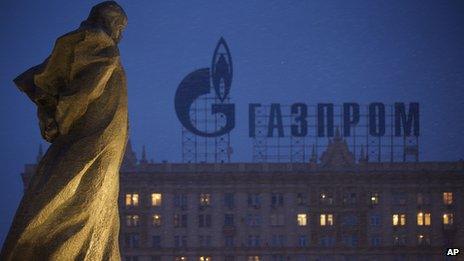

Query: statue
[1,2,128,260]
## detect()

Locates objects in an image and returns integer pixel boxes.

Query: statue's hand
[44,119,59,142]
[38,106,59,142]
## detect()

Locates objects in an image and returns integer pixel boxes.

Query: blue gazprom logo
[174,37,235,137]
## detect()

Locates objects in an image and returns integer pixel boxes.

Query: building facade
[22,137,464,261]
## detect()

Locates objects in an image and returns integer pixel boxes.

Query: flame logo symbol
[211,37,233,102]
[174,37,235,137]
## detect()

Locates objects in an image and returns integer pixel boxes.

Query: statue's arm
[42,29,119,136]
[13,58,50,104]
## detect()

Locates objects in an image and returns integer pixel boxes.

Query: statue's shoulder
[82,28,114,44]
[55,27,115,48]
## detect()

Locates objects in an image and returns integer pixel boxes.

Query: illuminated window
[152,214,161,227]
[125,215,140,227]
[151,193,162,207]
[370,193,379,205]
[125,193,139,207]
[443,192,453,205]
[199,256,211,261]
[200,193,211,206]
[393,235,406,246]
[443,213,454,225]
[247,256,260,261]
[417,234,431,246]
[320,192,334,205]
[392,214,406,226]
[297,214,307,226]
[417,212,431,226]
[320,214,334,226]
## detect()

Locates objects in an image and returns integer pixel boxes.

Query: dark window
[392,192,407,205]
[198,235,212,247]
[298,235,307,247]
[296,193,307,205]
[181,214,188,227]
[247,235,261,247]
[370,236,382,247]
[271,235,285,247]
[271,193,284,207]
[342,214,358,227]
[174,235,187,248]
[320,236,335,247]
[370,214,381,226]
[152,235,161,248]
[247,193,261,208]
[174,193,188,209]
[225,236,235,247]
[224,193,235,208]
[174,214,187,228]
[199,214,212,228]
[343,192,357,204]
[124,233,140,248]
[342,235,358,247]
[224,214,234,226]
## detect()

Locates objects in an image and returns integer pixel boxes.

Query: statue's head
[83,1,128,43]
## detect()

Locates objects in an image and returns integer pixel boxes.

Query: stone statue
[1,2,128,260]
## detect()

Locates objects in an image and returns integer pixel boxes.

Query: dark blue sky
[1,0,463,245]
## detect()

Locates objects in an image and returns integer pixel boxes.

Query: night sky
[1,0,463,245]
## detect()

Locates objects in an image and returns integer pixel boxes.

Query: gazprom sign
[175,38,419,140]
[248,102,419,138]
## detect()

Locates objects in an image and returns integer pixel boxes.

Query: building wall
[115,163,464,261]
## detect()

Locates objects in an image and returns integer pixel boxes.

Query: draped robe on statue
[1,26,128,261]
